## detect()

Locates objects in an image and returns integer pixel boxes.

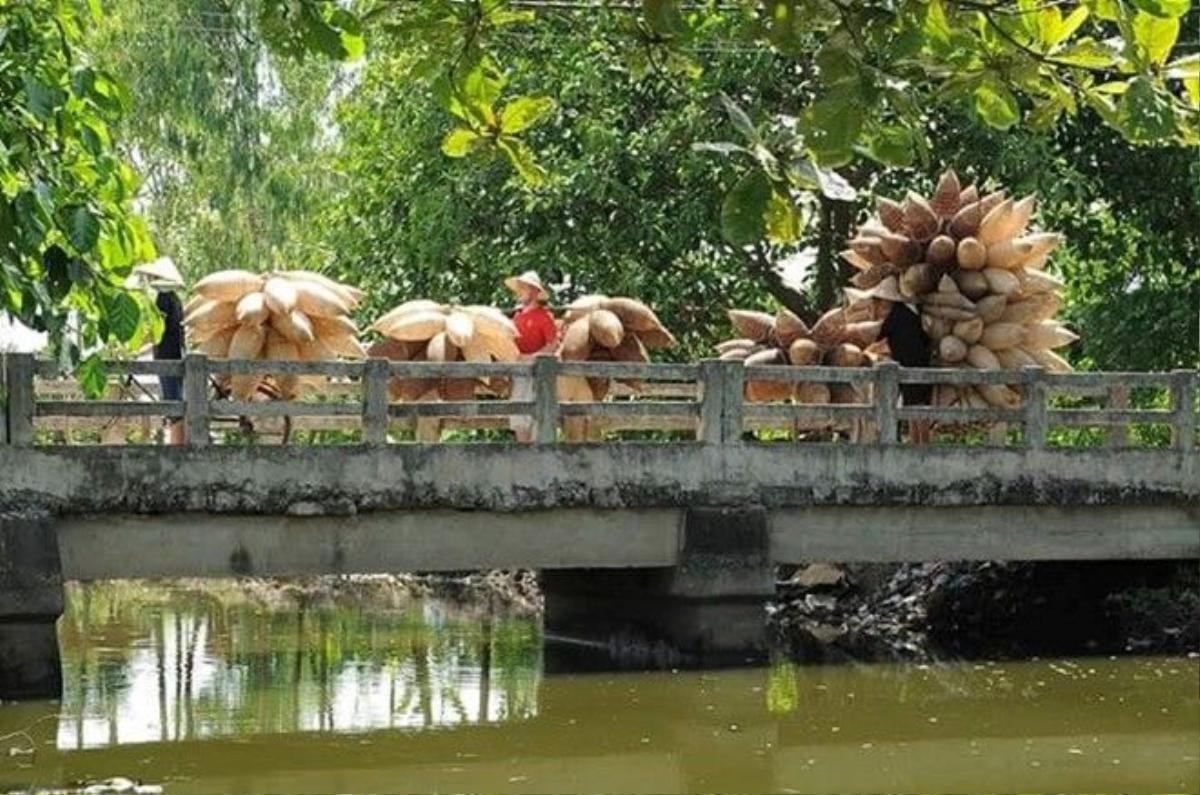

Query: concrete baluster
[4,353,35,446]
[874,361,899,445]
[719,359,745,444]
[533,355,559,444]
[698,359,724,444]
[363,358,390,445]
[1108,383,1129,448]
[182,353,210,447]
[1023,366,1048,449]
[0,355,8,445]
[1171,370,1196,451]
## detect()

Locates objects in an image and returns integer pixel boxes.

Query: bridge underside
[51,503,1200,579]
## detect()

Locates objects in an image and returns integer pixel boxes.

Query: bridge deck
[2,355,1196,571]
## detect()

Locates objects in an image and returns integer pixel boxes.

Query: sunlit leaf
[1052,6,1090,45]
[441,127,482,157]
[1131,12,1179,66]
[77,354,108,400]
[497,137,548,186]
[973,77,1021,129]
[499,96,556,134]
[764,188,804,243]
[1055,37,1121,67]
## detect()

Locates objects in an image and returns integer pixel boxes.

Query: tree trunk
[814,196,857,312]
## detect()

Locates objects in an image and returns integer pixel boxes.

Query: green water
[1,581,1196,794]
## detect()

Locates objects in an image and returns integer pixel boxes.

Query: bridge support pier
[0,513,64,700]
[541,507,773,669]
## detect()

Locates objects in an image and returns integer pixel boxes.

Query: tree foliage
[3,0,1195,378]
[1,0,160,366]
[86,0,346,276]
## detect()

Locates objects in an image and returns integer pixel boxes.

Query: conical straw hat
[133,257,184,289]
[504,270,550,301]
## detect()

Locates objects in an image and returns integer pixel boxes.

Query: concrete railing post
[1171,370,1195,452]
[874,361,899,445]
[698,359,725,444]
[1023,366,1048,450]
[4,353,35,446]
[0,355,8,445]
[362,358,390,445]
[532,355,559,444]
[1108,383,1129,448]
[719,359,745,444]
[182,353,210,447]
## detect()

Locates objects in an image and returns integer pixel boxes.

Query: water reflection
[1,581,1197,794]
[54,582,540,748]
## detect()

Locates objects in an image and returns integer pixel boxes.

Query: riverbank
[131,570,543,615]
[769,560,1200,661]
[79,560,1200,663]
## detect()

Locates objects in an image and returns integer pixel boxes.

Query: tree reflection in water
[54,580,542,749]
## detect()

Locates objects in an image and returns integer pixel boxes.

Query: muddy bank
[769,560,1200,661]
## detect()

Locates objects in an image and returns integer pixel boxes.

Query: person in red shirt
[508,271,558,354]
[504,270,558,440]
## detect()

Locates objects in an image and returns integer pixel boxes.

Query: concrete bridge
[1,353,1197,699]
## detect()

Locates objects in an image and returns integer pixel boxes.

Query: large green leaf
[441,127,482,157]
[924,0,953,49]
[804,94,864,166]
[499,96,556,134]
[68,206,100,253]
[103,289,142,343]
[720,170,772,246]
[77,354,108,400]
[973,78,1021,129]
[1118,75,1176,141]
[1131,12,1179,66]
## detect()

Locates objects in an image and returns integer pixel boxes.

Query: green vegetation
[4,0,1196,377]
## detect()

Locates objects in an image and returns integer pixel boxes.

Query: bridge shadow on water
[0,578,1196,794]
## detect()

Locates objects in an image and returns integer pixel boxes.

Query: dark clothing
[154,291,184,359]
[879,303,933,405]
[153,290,184,402]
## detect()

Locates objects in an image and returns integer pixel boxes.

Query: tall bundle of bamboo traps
[369,300,521,402]
[185,270,366,400]
[715,307,884,404]
[844,168,1077,409]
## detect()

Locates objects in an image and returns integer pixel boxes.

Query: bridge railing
[1,352,1195,450]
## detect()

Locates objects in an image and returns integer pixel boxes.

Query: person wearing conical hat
[133,257,186,445]
[505,270,558,442]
